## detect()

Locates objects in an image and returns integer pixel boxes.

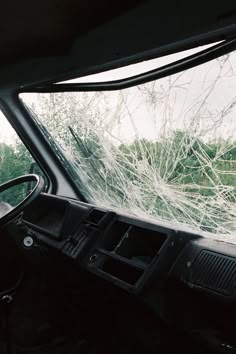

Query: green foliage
[107,130,236,232]
[2,110,236,234]
[0,142,33,206]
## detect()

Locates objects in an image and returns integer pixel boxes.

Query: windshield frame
[14,39,236,237]
[22,40,236,93]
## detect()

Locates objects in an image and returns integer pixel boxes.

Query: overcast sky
[2,41,236,146]
[62,43,236,145]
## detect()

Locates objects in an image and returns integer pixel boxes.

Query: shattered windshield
[21,48,236,238]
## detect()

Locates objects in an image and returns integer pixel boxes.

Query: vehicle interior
[1,1,236,353]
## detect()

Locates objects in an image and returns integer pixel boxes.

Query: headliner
[1,0,236,89]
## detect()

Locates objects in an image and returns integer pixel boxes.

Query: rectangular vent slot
[63,226,89,257]
[191,250,236,295]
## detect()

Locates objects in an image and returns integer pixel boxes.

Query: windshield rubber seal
[22,39,236,93]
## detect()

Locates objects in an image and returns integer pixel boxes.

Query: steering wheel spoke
[0,174,44,228]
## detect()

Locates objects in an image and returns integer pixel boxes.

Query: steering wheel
[0,174,44,228]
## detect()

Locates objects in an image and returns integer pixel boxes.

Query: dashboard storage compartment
[101,258,144,285]
[115,225,167,264]
[102,221,130,251]
[102,221,167,266]
[87,217,169,291]
[86,209,106,225]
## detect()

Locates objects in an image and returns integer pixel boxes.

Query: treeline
[1,130,236,233]
[73,129,236,197]
[0,143,32,206]
[70,129,236,233]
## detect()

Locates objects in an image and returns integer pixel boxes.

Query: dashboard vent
[62,226,90,258]
[190,250,236,296]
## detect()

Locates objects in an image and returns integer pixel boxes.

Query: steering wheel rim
[0,174,44,227]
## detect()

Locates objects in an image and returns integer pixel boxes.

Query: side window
[0,110,46,206]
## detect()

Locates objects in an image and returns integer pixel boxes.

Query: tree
[0,142,33,206]
[20,80,236,236]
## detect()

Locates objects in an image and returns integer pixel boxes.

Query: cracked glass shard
[21,49,236,240]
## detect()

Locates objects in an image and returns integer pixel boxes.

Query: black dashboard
[21,194,189,293]
[20,193,236,298]
[12,192,236,350]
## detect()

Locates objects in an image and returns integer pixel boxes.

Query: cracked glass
[21,48,236,240]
